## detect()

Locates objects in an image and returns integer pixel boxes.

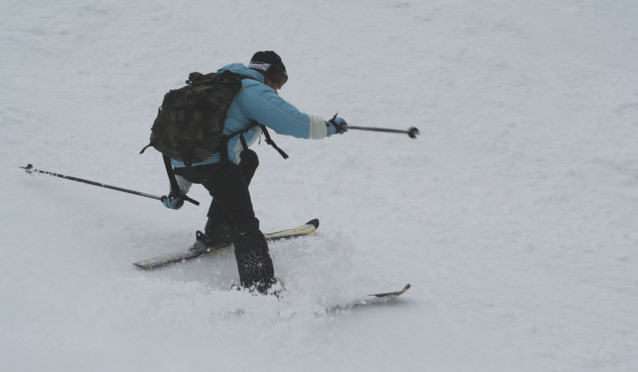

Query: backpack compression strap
[162,155,200,206]
[257,124,288,159]
[224,124,289,162]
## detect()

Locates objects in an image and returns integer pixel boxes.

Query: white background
[1,0,637,370]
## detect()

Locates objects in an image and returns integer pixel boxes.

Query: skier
[161,51,347,295]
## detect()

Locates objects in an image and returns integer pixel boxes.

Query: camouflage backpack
[141,70,243,165]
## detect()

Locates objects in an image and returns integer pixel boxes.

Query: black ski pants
[174,150,274,290]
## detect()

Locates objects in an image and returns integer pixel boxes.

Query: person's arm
[238,81,328,139]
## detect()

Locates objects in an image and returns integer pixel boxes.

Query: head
[248,51,288,91]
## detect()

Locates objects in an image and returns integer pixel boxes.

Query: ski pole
[342,125,420,139]
[20,164,200,206]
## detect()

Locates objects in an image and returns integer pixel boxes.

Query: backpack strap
[239,132,249,151]
[162,155,200,206]
[221,123,288,163]
[219,136,231,164]
[258,124,289,159]
[140,106,163,155]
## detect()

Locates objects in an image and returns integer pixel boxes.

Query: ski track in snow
[1,0,638,371]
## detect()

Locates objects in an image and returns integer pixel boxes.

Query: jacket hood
[218,63,264,82]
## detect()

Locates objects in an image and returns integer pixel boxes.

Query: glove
[162,188,187,210]
[326,115,348,137]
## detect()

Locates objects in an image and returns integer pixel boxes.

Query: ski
[325,284,412,313]
[369,283,411,298]
[134,218,319,270]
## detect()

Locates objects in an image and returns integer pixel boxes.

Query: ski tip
[370,283,411,298]
[133,261,160,270]
[133,260,167,270]
[306,218,320,228]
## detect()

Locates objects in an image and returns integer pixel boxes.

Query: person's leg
[173,165,229,246]
[200,161,275,292]
[204,150,259,245]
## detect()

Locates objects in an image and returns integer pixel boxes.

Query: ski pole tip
[408,127,420,139]
[21,164,34,174]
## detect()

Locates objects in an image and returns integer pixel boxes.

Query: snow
[1,0,637,370]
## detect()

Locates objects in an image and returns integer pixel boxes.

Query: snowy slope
[1,0,637,371]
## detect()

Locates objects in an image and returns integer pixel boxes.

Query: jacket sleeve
[237,81,327,139]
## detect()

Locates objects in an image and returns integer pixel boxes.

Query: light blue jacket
[172,63,327,167]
